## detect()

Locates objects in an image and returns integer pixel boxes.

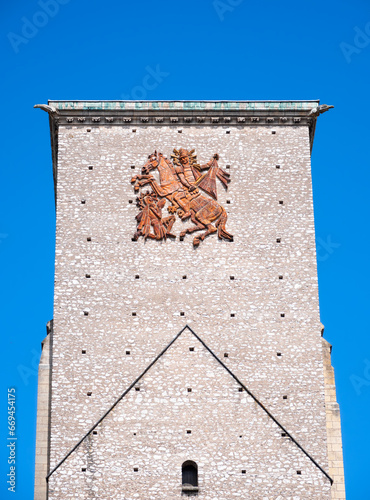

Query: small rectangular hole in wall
[226,130,230,134]
[272,130,276,134]
[277,352,282,357]
[87,237,91,242]
[224,353,229,358]
[226,165,230,169]
[230,276,234,280]
[180,312,185,316]
[238,387,243,392]
[132,312,137,316]
[297,470,301,475]
[279,275,283,280]
[133,432,136,436]
[85,274,91,278]
[93,430,98,435]
[131,165,135,169]
[82,350,86,354]
[189,347,194,351]
[135,275,139,279]
[129,199,133,204]
[87,392,92,396]
[132,129,136,133]
[276,165,281,169]
[84,311,89,316]
[281,432,287,437]
[276,238,281,243]
[230,313,235,317]
[81,200,86,204]
[126,350,131,355]
[134,468,138,472]
[179,236,184,241]
[279,200,284,205]
[283,395,287,399]
[178,129,182,133]
[226,200,231,204]
[186,430,191,434]
[88,166,93,170]
[187,388,192,392]
[87,128,91,132]
[82,467,86,471]
[182,275,187,279]
[239,435,243,438]
[135,387,140,391]
[280,313,285,318]
[242,470,246,474]
[131,238,137,242]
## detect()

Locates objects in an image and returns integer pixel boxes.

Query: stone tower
[34,100,345,499]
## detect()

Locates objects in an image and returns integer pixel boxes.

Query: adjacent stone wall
[34,321,52,500]
[44,119,342,498]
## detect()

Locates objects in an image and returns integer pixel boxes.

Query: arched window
[182,461,198,492]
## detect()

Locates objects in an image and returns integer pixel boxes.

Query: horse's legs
[180,210,206,240]
[192,205,221,246]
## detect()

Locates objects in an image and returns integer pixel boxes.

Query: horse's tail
[216,207,233,241]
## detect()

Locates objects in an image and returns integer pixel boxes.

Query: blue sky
[1,0,369,498]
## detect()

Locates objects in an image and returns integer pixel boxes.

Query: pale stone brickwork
[34,101,345,499]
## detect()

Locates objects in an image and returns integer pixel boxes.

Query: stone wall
[39,110,343,498]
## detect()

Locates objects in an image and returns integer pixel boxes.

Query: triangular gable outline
[47,325,333,485]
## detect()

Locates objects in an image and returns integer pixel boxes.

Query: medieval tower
[34,100,345,499]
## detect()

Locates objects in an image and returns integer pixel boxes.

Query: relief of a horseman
[131,148,233,246]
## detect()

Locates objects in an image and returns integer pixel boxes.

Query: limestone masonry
[34,101,345,499]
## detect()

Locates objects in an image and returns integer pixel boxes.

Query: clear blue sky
[1,0,369,498]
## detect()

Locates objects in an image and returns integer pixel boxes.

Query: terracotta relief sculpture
[131,149,233,246]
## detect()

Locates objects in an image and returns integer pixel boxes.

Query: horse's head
[141,151,160,175]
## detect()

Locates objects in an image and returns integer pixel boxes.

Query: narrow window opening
[126,350,131,355]
[277,352,282,357]
[238,387,243,392]
[182,275,187,279]
[87,128,91,132]
[283,395,288,400]
[178,129,182,133]
[129,199,133,204]
[279,200,284,205]
[297,470,301,475]
[281,432,287,437]
[132,312,137,316]
[226,200,231,204]
[230,276,234,280]
[272,130,276,134]
[182,461,198,490]
[186,430,191,434]
[131,165,135,169]
[279,275,283,280]
[82,467,86,471]
[242,470,246,474]
[230,313,235,317]
[276,164,280,169]
[276,238,281,243]
[280,313,285,317]
[135,387,140,391]
[224,353,229,358]
[84,311,89,316]
[187,388,192,392]
[93,430,98,435]
[135,275,139,279]
[85,274,91,278]
[81,200,86,204]
[87,237,91,242]
[180,312,185,316]
[134,467,138,472]
[189,347,194,352]
[88,166,93,170]
[132,129,136,133]
[226,130,230,134]
[82,350,86,354]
